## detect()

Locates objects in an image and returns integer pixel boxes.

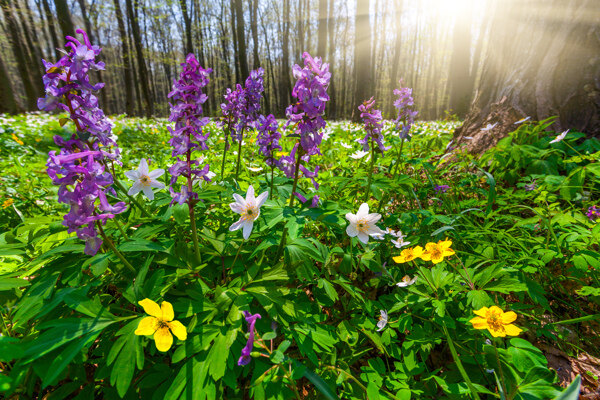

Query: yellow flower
[134,299,187,352]
[2,198,14,208]
[393,246,424,264]
[420,239,455,264]
[275,151,288,157]
[469,306,522,337]
[11,134,24,145]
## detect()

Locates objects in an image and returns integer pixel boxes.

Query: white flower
[391,237,410,249]
[248,166,263,172]
[124,158,165,200]
[340,141,353,149]
[481,123,498,131]
[549,129,569,144]
[229,185,268,240]
[396,275,417,287]
[345,203,385,244]
[377,310,388,331]
[514,116,531,124]
[193,170,216,187]
[350,150,370,160]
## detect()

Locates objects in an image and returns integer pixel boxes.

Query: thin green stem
[96,222,136,274]
[231,240,244,270]
[220,120,232,183]
[363,138,376,203]
[392,138,405,178]
[493,341,509,400]
[270,164,275,200]
[113,218,129,240]
[113,179,152,218]
[442,324,481,400]
[235,126,246,181]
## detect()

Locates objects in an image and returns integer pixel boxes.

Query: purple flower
[238,311,261,366]
[294,192,320,208]
[524,181,537,191]
[434,185,450,194]
[393,84,418,140]
[40,30,125,255]
[587,205,599,222]
[167,54,212,205]
[256,114,281,166]
[357,97,389,154]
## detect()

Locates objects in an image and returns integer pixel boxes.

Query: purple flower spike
[238,311,261,366]
[167,54,212,205]
[393,83,418,140]
[256,114,281,166]
[39,30,125,255]
[357,97,389,154]
[434,184,450,194]
[587,205,599,222]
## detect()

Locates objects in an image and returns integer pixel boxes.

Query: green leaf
[297,363,339,400]
[0,277,30,291]
[553,376,581,400]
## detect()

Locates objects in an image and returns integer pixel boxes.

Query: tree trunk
[0,0,38,109]
[447,3,473,118]
[454,0,600,153]
[53,0,74,39]
[316,0,327,58]
[250,0,260,68]
[0,51,20,113]
[179,0,193,55]
[234,0,249,79]
[326,0,336,118]
[125,0,153,117]
[387,0,403,116]
[113,0,134,115]
[279,0,291,113]
[41,0,60,58]
[353,0,372,120]
[229,0,240,83]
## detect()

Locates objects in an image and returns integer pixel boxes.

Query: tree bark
[250,0,260,68]
[0,0,39,109]
[0,51,20,113]
[353,0,372,120]
[454,0,600,153]
[279,0,291,113]
[41,0,60,58]
[125,0,153,117]
[113,0,134,115]
[317,0,327,58]
[179,0,193,55]
[53,0,74,39]
[234,0,249,79]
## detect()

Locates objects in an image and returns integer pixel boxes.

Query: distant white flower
[377,310,388,331]
[549,129,569,144]
[340,141,353,149]
[514,116,531,124]
[371,233,385,240]
[125,158,165,200]
[481,123,498,131]
[248,166,263,172]
[464,136,473,140]
[193,170,217,187]
[385,227,396,236]
[345,203,385,244]
[229,185,268,240]
[350,150,370,160]
[391,237,410,249]
[396,275,417,287]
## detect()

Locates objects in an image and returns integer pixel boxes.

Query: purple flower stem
[186,135,201,263]
[269,164,275,200]
[234,125,246,182]
[392,138,406,178]
[220,116,233,184]
[95,220,135,274]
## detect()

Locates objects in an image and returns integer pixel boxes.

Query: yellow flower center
[356,219,369,233]
[429,245,443,259]
[140,175,151,186]
[486,311,503,331]
[157,318,169,329]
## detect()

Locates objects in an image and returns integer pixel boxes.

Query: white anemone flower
[340,141,353,149]
[350,150,370,160]
[345,203,385,244]
[514,116,531,124]
[481,122,498,131]
[229,185,268,240]
[549,129,569,144]
[377,310,388,331]
[396,275,417,287]
[248,166,263,172]
[125,159,165,200]
[391,237,410,249]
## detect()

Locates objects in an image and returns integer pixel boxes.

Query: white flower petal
[148,168,165,179]
[242,220,254,240]
[357,203,370,218]
[233,193,246,207]
[139,158,149,175]
[142,186,154,200]
[229,219,244,232]
[245,185,255,203]
[230,202,244,213]
[128,181,142,196]
[149,180,165,189]
[357,231,369,244]
[256,191,268,208]
[346,224,358,237]
[125,170,140,181]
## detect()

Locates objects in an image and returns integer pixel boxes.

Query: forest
[1,0,600,399]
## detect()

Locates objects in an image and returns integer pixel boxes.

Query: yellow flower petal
[135,316,158,336]
[161,301,174,322]
[503,324,522,336]
[489,326,507,337]
[488,306,503,315]
[469,317,488,330]
[139,298,162,318]
[443,248,455,256]
[168,320,188,341]
[393,255,405,264]
[420,253,432,261]
[154,327,173,352]
[501,311,517,324]
[439,239,453,249]
[412,246,424,258]
[473,307,489,318]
